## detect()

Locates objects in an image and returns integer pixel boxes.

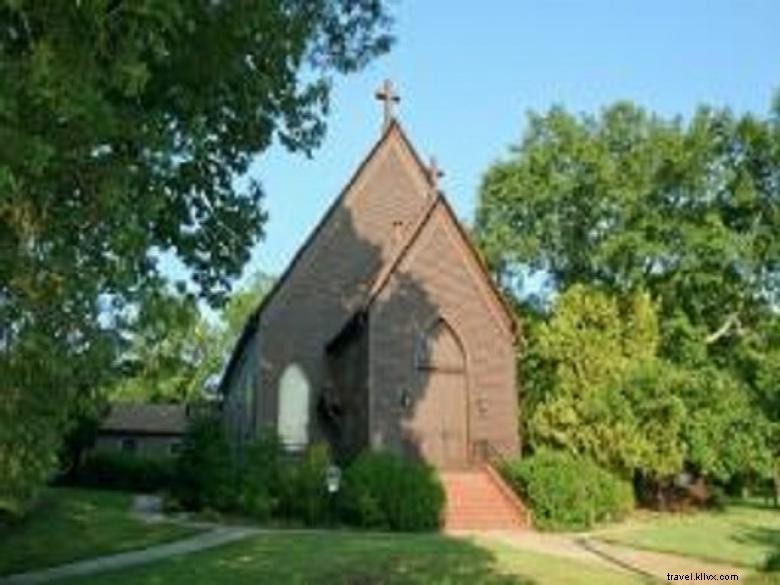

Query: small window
[278,363,310,450]
[120,437,137,453]
[168,441,182,456]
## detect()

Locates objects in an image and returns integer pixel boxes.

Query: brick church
[220,81,520,470]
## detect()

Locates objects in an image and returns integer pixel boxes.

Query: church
[220,82,520,470]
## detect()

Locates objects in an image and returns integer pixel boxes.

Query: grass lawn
[58,531,652,585]
[594,502,780,569]
[0,487,198,576]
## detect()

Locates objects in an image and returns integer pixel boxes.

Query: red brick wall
[254,126,432,442]
[233,124,520,466]
[369,203,519,464]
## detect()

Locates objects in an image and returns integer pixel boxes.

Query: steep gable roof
[220,120,432,393]
[335,192,518,345]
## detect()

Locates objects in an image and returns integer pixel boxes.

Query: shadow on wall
[260,183,471,466]
[313,198,455,466]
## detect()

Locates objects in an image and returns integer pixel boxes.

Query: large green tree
[476,97,779,492]
[0,0,391,514]
[527,285,773,487]
[112,272,273,405]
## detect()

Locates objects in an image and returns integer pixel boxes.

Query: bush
[766,552,780,573]
[280,443,332,526]
[172,414,236,511]
[238,431,285,521]
[504,450,633,531]
[68,452,175,493]
[339,452,445,532]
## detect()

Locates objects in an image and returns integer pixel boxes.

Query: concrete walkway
[0,527,259,585]
[581,538,746,581]
[453,529,748,582]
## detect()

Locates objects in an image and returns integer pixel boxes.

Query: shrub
[68,452,175,493]
[173,414,236,511]
[238,431,285,521]
[280,443,332,526]
[339,452,445,532]
[766,552,780,573]
[504,450,633,531]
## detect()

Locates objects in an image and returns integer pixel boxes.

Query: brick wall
[369,203,519,465]
[253,125,432,443]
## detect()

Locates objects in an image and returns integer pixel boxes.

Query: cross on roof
[428,156,444,191]
[375,79,400,129]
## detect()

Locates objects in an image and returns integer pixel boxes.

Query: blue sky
[225,0,780,285]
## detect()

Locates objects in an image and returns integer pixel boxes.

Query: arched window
[416,318,466,372]
[277,364,310,450]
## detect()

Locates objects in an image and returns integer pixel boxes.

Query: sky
[214,0,780,286]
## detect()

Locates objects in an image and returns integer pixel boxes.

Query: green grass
[594,502,780,569]
[0,488,197,576]
[59,531,652,585]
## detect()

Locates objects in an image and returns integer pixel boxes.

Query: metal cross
[375,79,400,129]
[428,156,444,191]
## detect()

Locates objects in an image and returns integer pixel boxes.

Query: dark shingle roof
[100,403,188,435]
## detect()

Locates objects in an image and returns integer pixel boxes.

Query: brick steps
[441,466,528,530]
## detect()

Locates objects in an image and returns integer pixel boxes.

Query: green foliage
[339,452,445,532]
[238,431,285,521]
[172,426,332,527]
[66,452,176,494]
[111,273,274,406]
[476,100,780,310]
[679,366,775,482]
[1,329,117,517]
[281,443,333,526]
[111,291,209,404]
[173,415,236,511]
[527,285,687,479]
[766,552,780,573]
[476,97,780,489]
[0,0,392,514]
[505,450,634,531]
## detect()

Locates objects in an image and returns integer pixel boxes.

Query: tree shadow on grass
[732,525,780,564]
[313,534,534,585]
[71,532,537,585]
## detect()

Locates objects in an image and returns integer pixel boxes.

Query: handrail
[470,439,531,526]
[470,439,509,471]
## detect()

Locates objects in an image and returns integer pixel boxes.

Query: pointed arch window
[416,318,466,373]
[277,364,310,450]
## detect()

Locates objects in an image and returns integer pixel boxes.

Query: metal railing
[470,439,509,470]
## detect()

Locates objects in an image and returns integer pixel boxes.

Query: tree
[527,285,687,480]
[111,272,273,405]
[477,97,779,491]
[526,285,774,504]
[1,0,392,514]
[111,290,210,404]
[476,100,779,340]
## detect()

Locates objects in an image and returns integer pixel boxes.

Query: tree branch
[705,312,745,344]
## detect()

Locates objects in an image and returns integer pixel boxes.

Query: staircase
[440,464,528,531]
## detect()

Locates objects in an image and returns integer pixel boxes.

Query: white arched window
[277,364,310,450]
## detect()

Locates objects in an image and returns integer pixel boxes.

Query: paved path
[0,527,259,585]
[581,539,746,581]
[452,529,748,582]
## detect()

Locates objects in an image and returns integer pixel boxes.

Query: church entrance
[409,318,469,469]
